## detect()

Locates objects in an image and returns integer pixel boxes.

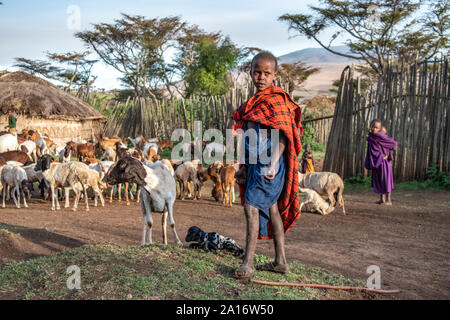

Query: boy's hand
[263,166,276,180]
[235,166,247,185]
[383,154,388,160]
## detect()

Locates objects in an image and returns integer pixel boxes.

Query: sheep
[1,165,30,209]
[52,144,65,157]
[18,140,37,162]
[174,161,203,200]
[84,168,107,207]
[298,171,346,214]
[22,163,45,199]
[103,156,182,246]
[299,187,335,215]
[159,159,174,176]
[35,154,89,211]
[89,160,122,203]
[204,142,226,161]
[59,145,72,163]
[127,136,146,148]
[88,161,114,179]
[0,134,19,153]
[35,137,54,156]
[103,147,116,162]
[143,142,159,161]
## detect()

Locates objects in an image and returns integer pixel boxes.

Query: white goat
[299,187,335,215]
[0,134,19,153]
[18,140,37,162]
[1,165,29,209]
[59,146,72,163]
[298,171,346,214]
[102,147,117,162]
[103,157,182,246]
[36,155,89,211]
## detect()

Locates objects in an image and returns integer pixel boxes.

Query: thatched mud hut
[0,72,105,143]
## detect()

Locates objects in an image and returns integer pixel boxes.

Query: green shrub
[425,163,450,189]
[301,124,326,152]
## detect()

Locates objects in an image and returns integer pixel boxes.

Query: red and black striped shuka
[232,86,303,240]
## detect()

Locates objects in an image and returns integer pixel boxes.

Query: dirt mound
[0,229,47,265]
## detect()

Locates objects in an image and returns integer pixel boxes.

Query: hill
[278,46,362,99]
[278,45,354,64]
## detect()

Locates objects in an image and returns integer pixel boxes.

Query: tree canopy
[14,51,98,92]
[76,14,247,98]
[279,0,449,76]
[178,35,245,97]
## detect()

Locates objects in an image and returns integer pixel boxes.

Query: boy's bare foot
[385,202,392,206]
[234,264,254,279]
[256,261,289,274]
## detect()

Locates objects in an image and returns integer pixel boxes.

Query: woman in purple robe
[365,120,398,205]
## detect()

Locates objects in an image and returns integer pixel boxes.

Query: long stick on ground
[250,279,400,295]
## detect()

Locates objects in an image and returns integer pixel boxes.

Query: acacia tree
[278,62,320,95]
[176,34,246,97]
[14,51,98,92]
[279,0,449,76]
[76,14,189,99]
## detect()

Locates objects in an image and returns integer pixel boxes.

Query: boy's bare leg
[235,203,259,278]
[256,202,289,273]
[377,194,386,204]
[385,193,392,205]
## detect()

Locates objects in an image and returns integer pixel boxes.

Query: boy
[300,143,314,173]
[233,51,303,278]
[364,119,397,205]
[5,110,17,133]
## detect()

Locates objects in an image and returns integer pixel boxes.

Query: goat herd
[0,129,346,245]
[0,130,242,245]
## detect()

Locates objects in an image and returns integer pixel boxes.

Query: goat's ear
[134,164,147,185]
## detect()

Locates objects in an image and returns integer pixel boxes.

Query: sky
[0,0,345,90]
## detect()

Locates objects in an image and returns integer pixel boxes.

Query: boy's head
[381,126,387,134]
[305,143,311,152]
[250,51,278,92]
[370,119,382,134]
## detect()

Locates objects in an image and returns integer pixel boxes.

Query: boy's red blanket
[232,86,303,239]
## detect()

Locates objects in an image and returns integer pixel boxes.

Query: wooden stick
[250,279,401,295]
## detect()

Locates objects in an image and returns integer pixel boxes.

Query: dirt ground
[0,185,448,300]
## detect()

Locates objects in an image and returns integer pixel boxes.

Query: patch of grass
[0,242,364,300]
[344,174,372,191]
[345,173,450,191]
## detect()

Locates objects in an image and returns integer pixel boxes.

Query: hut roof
[0,71,105,121]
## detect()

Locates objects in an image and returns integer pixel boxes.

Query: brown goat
[219,164,236,207]
[156,139,174,150]
[0,151,30,165]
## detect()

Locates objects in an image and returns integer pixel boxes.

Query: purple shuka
[364,132,398,194]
